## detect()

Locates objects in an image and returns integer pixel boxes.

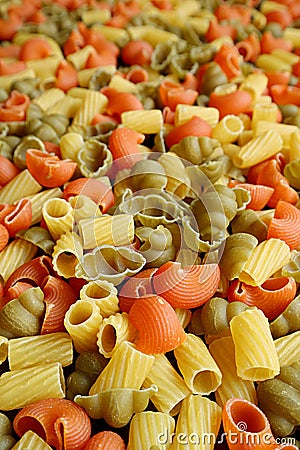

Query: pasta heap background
[0,0,299,448]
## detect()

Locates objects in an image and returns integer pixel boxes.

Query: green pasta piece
[170,136,222,165]
[200,62,228,95]
[230,209,268,242]
[270,295,300,339]
[13,135,46,170]
[16,226,55,255]
[42,114,69,137]
[130,159,167,191]
[189,44,216,65]
[197,159,226,184]
[282,250,300,282]
[232,186,251,212]
[11,78,41,99]
[283,159,300,189]
[169,52,199,79]
[150,42,177,72]
[89,67,114,91]
[77,139,113,178]
[136,225,176,268]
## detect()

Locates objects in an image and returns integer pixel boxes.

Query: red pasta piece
[19,37,52,61]
[8,0,40,21]
[121,40,154,66]
[208,89,252,118]
[77,22,119,57]
[55,60,78,92]
[236,33,261,63]
[0,12,22,41]
[40,275,77,334]
[104,89,144,120]
[265,71,290,88]
[265,9,293,27]
[125,66,149,84]
[0,156,20,186]
[151,0,173,9]
[0,204,15,224]
[112,0,141,18]
[228,181,275,211]
[214,3,251,25]
[205,19,237,42]
[270,84,300,106]
[222,398,277,450]
[260,31,293,54]
[162,106,175,124]
[85,50,117,68]
[165,116,212,148]
[0,223,9,252]
[0,59,26,75]
[3,198,32,237]
[0,44,20,58]
[63,29,85,56]
[267,200,300,249]
[83,431,126,450]
[159,78,198,110]
[26,149,77,188]
[108,127,145,170]
[6,281,34,303]
[152,261,220,309]
[0,90,30,122]
[118,268,157,312]
[214,44,242,79]
[181,73,199,91]
[246,153,286,184]
[63,177,114,212]
[227,277,296,321]
[128,294,186,354]
[13,398,91,450]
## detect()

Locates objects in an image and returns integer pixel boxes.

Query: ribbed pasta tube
[121,110,163,134]
[212,114,244,144]
[52,231,83,279]
[175,104,219,128]
[0,239,37,282]
[274,331,300,366]
[11,430,52,450]
[42,198,74,241]
[72,90,108,125]
[26,188,63,225]
[79,280,119,318]
[0,336,8,365]
[0,169,42,204]
[230,308,280,381]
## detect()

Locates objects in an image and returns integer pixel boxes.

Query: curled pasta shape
[121,39,154,66]
[83,431,126,450]
[52,231,83,279]
[0,224,9,252]
[63,178,114,213]
[13,398,91,450]
[157,152,191,198]
[270,295,300,339]
[0,155,20,186]
[136,225,176,268]
[77,139,112,178]
[229,181,275,211]
[75,384,158,427]
[118,268,157,313]
[108,127,145,170]
[104,89,144,120]
[284,159,300,190]
[129,158,167,191]
[170,135,222,165]
[2,198,31,238]
[267,200,300,250]
[228,277,297,321]
[213,43,242,80]
[257,362,300,438]
[15,226,55,255]
[231,209,268,242]
[209,88,253,119]
[26,149,77,188]
[128,295,186,354]
[165,116,212,148]
[152,261,220,309]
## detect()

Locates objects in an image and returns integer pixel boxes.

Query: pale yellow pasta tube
[283,27,300,47]
[256,54,292,73]
[271,49,299,66]
[8,332,73,371]
[78,214,134,250]
[0,336,8,365]
[274,331,300,366]
[77,66,115,88]
[109,74,138,94]
[97,312,138,358]
[89,341,155,394]
[72,90,108,125]
[171,394,222,450]
[251,103,278,128]
[238,238,291,286]
[209,336,258,408]
[0,239,37,282]
[42,198,74,241]
[11,430,52,450]
[82,8,111,25]
[64,300,102,353]
[127,25,179,46]
[26,55,61,80]
[33,88,65,112]
[91,24,129,45]
[260,0,288,14]
[47,95,82,118]
[211,115,244,144]
[69,195,102,224]
[0,362,65,410]
[175,308,192,329]
[67,45,97,71]
[239,73,268,101]
[230,308,280,381]
[0,68,35,91]
[52,231,83,279]
[142,353,191,416]
[175,104,219,128]
[79,279,119,317]
[289,129,300,160]
[174,333,222,395]
[253,120,298,150]
[26,187,63,225]
[0,169,42,204]
[127,411,175,450]
[158,152,191,199]
[121,110,163,134]
[59,132,84,161]
[231,130,283,169]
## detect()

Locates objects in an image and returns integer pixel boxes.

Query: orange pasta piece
[26,149,77,188]
[83,431,126,450]
[228,181,275,211]
[0,59,26,75]
[205,19,237,42]
[128,294,186,354]
[270,85,300,106]
[108,127,145,170]
[152,261,220,309]
[159,78,198,111]
[125,66,149,84]
[0,43,20,58]
[222,398,277,449]
[0,90,30,122]
[209,89,252,119]
[0,156,20,187]
[55,60,78,92]
[0,223,9,252]
[265,71,290,88]
[77,22,119,57]
[63,29,85,56]
[63,177,114,213]
[0,12,22,41]
[3,198,32,238]
[13,398,91,450]
[214,44,242,79]
[267,200,300,249]
[0,204,15,224]
[85,50,117,69]
[236,33,261,63]
[228,277,297,321]
[265,9,293,28]
[260,31,293,54]
[165,116,212,148]
[5,280,34,302]
[214,3,251,25]
[19,37,52,61]
[121,40,154,66]
[104,89,144,120]
[40,275,77,334]
[118,268,157,312]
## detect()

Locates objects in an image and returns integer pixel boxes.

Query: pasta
[10,430,52,450]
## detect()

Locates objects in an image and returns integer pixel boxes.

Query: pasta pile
[0,0,300,448]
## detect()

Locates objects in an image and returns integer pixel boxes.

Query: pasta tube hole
[43,198,71,218]
[193,371,220,394]
[16,417,46,441]
[100,324,116,354]
[85,284,110,299]
[230,400,266,433]
[68,302,94,325]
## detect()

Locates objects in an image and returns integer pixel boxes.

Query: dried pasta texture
[52,231,83,279]
[79,279,119,318]
[230,308,280,381]
[274,332,300,367]
[270,295,300,339]
[42,198,74,241]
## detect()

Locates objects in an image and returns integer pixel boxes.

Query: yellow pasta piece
[230,308,280,381]
[26,55,61,80]
[89,341,155,394]
[81,8,111,25]
[121,109,163,134]
[238,238,291,286]
[8,332,73,371]
[175,308,192,329]
[256,54,292,73]
[52,231,83,279]
[127,411,175,450]
[11,430,52,450]
[26,187,63,225]
[77,66,115,88]
[13,32,64,59]
[72,89,108,125]
[91,24,129,45]
[239,73,268,102]
[260,0,288,14]
[47,95,82,118]
[231,130,283,169]
[0,336,8,365]
[209,336,258,408]
[0,68,35,91]
[289,129,300,161]
[127,25,180,46]
[251,8,267,29]
[0,239,37,282]
[237,129,254,147]
[274,331,300,366]
[78,214,135,250]
[97,312,138,358]
[64,300,102,353]
[109,74,139,94]
[79,280,119,318]
[42,198,74,241]
[67,45,97,71]
[69,195,102,224]
[174,333,222,395]
[251,102,278,129]
[175,104,219,128]
[211,114,244,144]
[142,353,191,415]
[33,87,65,112]
[253,120,298,150]
[0,362,65,410]
[59,132,84,161]
[158,152,191,198]
[170,394,222,450]
[271,48,299,66]
[283,27,300,48]
[0,169,42,204]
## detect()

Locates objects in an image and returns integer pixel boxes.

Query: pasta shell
[3,198,32,238]
[63,178,114,213]
[0,223,9,252]
[19,37,52,61]
[13,398,91,450]
[121,40,154,66]
[152,261,220,309]
[0,155,20,186]
[209,89,253,119]
[26,149,77,188]
[270,295,300,339]
[52,231,83,279]
[77,139,113,178]
[118,268,157,312]
[128,295,186,354]
[165,116,212,148]
[229,181,275,211]
[108,127,145,170]
[267,200,300,250]
[83,431,126,450]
